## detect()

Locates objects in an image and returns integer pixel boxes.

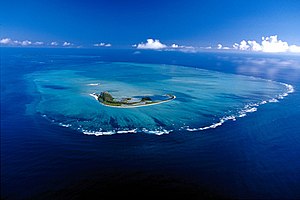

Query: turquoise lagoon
[26,62,293,136]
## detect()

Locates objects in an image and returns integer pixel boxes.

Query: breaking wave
[41,83,294,136]
[29,62,295,136]
[186,83,294,132]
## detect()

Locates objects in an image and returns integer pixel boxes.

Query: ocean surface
[1,48,300,199]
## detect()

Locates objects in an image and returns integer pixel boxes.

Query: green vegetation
[94,91,175,108]
[141,97,152,101]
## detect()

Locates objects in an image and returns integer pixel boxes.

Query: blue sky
[1,0,300,51]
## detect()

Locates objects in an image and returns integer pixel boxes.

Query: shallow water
[25,62,293,136]
[1,48,300,199]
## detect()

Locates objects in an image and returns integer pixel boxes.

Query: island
[90,91,176,108]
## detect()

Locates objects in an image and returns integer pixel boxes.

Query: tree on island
[100,91,114,102]
[141,96,152,101]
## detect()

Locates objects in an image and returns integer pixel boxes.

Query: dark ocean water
[1,48,300,199]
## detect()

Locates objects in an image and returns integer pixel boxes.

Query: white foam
[43,81,295,136]
[83,130,115,136]
[59,123,72,127]
[238,113,246,118]
[87,83,100,86]
[245,107,257,113]
[186,82,295,133]
[284,83,295,93]
[82,127,172,136]
[117,129,137,134]
[261,100,267,104]
[89,93,98,100]
[142,128,171,135]
[269,98,279,103]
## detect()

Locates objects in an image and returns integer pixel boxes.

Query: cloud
[134,39,196,52]
[0,38,32,46]
[216,43,231,50]
[247,40,262,51]
[261,35,289,52]
[11,40,32,46]
[169,43,196,52]
[135,39,167,49]
[239,40,250,50]
[217,44,223,49]
[171,44,179,48]
[0,38,12,44]
[170,43,194,49]
[51,41,59,46]
[63,42,72,46]
[289,45,300,53]
[94,42,112,47]
[232,35,300,53]
[21,40,32,46]
[34,41,44,45]
[1,38,52,47]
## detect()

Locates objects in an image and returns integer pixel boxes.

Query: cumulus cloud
[135,39,167,49]
[232,35,300,53]
[261,36,289,52]
[171,43,179,48]
[133,39,196,52]
[217,44,223,49]
[0,38,12,44]
[21,40,32,46]
[247,40,262,51]
[216,43,231,50]
[171,43,194,49]
[1,38,51,47]
[289,45,300,53]
[51,41,59,46]
[94,42,112,47]
[34,41,44,45]
[63,42,72,46]
[169,43,196,52]
[0,38,27,46]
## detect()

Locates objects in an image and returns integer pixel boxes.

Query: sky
[1,0,300,52]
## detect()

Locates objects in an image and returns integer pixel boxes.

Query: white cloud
[63,42,72,46]
[22,40,31,45]
[261,35,289,52]
[170,43,196,52]
[248,40,262,51]
[136,39,167,49]
[171,44,179,48]
[217,44,223,49]
[94,42,111,47]
[1,38,49,47]
[134,39,196,52]
[0,38,12,44]
[34,41,44,45]
[239,40,250,50]
[289,45,300,53]
[232,35,299,53]
[216,44,230,50]
[51,41,59,46]
[171,43,194,49]
[15,40,32,46]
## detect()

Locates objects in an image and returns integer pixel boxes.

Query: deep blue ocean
[1,48,300,199]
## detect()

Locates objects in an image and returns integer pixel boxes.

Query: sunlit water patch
[25,62,294,135]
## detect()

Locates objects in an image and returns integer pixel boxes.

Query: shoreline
[89,93,176,108]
